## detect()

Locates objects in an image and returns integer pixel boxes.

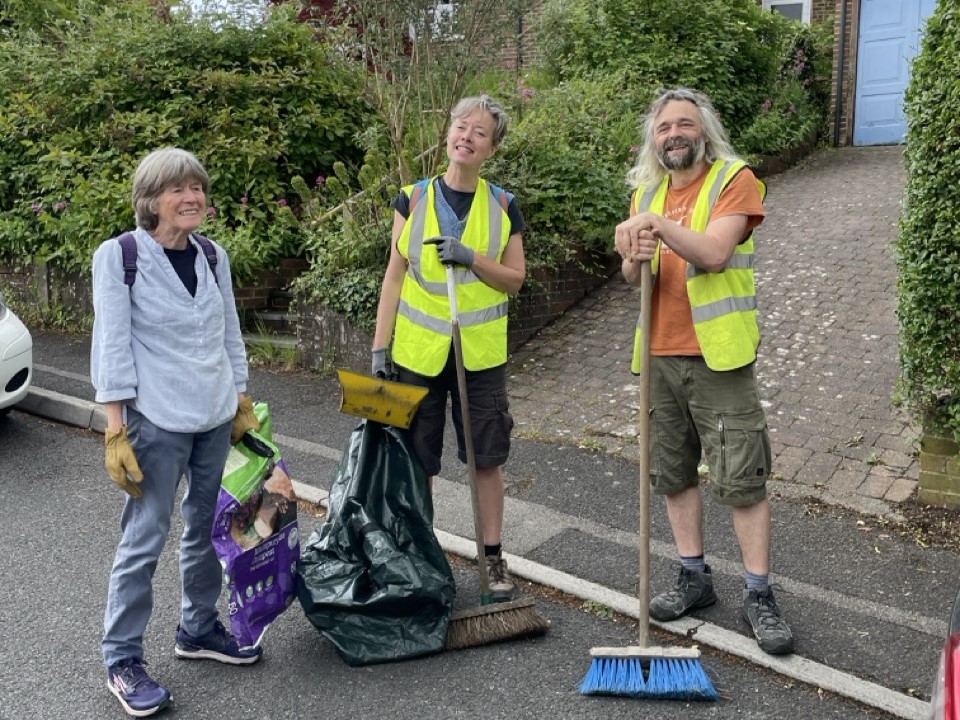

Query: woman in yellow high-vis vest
[372,95,527,603]
[614,88,794,656]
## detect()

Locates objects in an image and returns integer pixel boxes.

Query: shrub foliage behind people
[0,1,368,278]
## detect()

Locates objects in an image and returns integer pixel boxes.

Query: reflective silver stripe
[691,295,757,323]
[398,299,451,335]
[707,161,736,208]
[687,251,755,278]
[406,187,430,287]
[637,187,659,213]
[398,298,509,333]
[486,186,504,258]
[460,301,508,327]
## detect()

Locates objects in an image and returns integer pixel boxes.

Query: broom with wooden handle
[426,242,549,650]
[579,259,717,699]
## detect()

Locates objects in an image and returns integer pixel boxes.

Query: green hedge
[899,3,960,441]
[0,1,368,278]
[537,0,831,158]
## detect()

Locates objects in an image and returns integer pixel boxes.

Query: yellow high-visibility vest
[394,177,511,375]
[631,160,766,373]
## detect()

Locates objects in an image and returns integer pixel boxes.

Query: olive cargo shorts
[648,355,771,506]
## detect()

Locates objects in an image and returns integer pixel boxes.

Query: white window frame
[410,2,463,42]
[762,0,812,23]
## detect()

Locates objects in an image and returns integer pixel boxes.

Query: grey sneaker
[485,554,515,603]
[742,587,794,655]
[649,565,718,621]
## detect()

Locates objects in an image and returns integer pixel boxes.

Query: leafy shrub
[738,21,833,158]
[0,1,369,278]
[486,73,643,270]
[538,0,830,156]
[898,3,960,440]
[291,131,398,332]
[539,0,783,135]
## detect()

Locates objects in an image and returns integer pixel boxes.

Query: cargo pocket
[719,408,771,484]
[494,390,514,435]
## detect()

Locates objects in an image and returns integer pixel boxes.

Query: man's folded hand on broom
[231,394,261,444]
[105,425,144,498]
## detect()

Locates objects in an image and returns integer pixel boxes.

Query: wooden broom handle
[638,260,653,647]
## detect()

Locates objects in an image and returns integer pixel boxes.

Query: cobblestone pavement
[508,146,916,514]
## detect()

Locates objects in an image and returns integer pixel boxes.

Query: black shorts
[397,351,514,476]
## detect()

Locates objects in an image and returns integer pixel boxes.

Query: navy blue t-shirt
[164,243,198,297]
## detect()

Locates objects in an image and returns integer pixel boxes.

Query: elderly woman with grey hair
[372,95,527,603]
[91,147,261,718]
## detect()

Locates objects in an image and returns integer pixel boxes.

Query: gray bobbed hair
[132,148,209,231]
[450,94,509,147]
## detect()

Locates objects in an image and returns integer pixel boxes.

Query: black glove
[432,235,475,267]
[372,347,393,378]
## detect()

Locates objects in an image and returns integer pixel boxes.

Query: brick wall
[495,0,544,72]
[0,261,92,318]
[918,434,960,507]
[233,257,308,313]
[826,0,858,146]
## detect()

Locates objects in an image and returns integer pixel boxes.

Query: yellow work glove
[105,425,144,498]
[231,395,261,445]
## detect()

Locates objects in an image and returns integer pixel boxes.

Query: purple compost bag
[212,407,299,649]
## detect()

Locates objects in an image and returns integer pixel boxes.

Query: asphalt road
[9,330,955,719]
[2,410,904,720]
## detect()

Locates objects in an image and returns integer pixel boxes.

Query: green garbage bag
[297,420,455,666]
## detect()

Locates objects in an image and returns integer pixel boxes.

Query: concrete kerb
[18,386,929,719]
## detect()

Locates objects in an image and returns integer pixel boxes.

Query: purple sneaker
[174,620,262,665]
[106,658,172,717]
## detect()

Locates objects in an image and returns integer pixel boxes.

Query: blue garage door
[853,0,936,146]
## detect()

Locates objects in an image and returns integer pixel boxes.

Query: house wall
[495,1,544,72]
[826,0,859,146]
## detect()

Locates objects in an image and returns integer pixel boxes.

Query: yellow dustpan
[336,368,429,429]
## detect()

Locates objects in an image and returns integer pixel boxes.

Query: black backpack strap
[117,232,137,287]
[193,234,219,286]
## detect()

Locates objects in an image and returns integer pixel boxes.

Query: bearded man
[614,88,794,655]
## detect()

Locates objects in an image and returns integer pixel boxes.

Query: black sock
[484,543,502,558]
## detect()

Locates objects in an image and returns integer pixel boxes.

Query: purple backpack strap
[117,232,137,287]
[193,234,219,286]
[116,232,219,287]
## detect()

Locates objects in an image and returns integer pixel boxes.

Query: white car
[0,292,32,415]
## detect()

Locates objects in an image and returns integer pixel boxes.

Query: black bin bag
[297,420,455,666]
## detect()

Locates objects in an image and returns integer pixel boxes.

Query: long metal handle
[444,264,492,601]
[637,261,653,647]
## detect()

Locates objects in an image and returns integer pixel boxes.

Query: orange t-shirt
[631,164,765,356]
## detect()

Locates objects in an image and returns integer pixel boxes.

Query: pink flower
[30,202,42,215]
[315,175,326,186]
[54,201,68,211]
[763,99,773,111]
[240,196,249,205]
[521,87,535,99]
[278,198,288,207]
[206,206,217,219]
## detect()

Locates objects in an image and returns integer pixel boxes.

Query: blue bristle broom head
[580,655,718,701]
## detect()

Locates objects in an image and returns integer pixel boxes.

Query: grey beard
[659,137,706,171]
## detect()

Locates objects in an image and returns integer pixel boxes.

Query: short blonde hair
[132,148,209,230]
[450,94,509,147]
